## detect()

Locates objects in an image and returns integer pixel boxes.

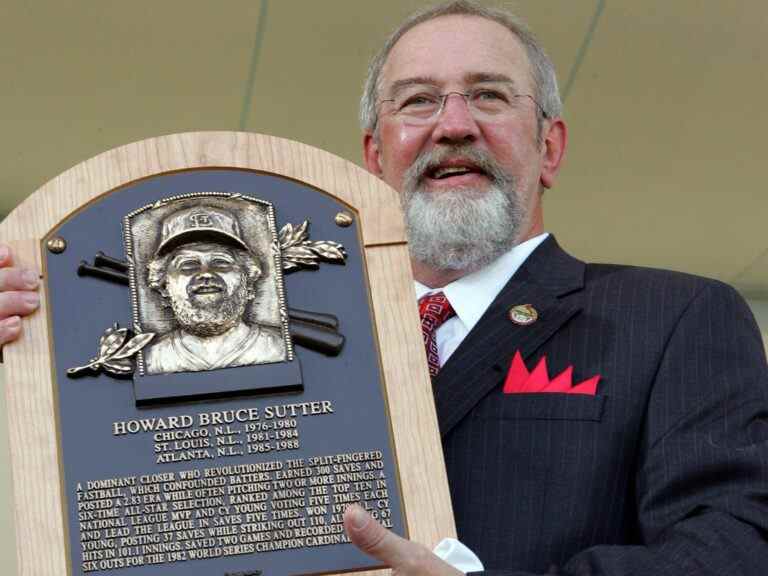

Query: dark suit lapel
[433,237,585,437]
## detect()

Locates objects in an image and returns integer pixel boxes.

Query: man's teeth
[432,166,473,179]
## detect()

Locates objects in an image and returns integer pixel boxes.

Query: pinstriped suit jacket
[435,236,768,575]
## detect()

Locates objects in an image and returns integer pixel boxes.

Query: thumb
[343,504,412,568]
[344,504,462,576]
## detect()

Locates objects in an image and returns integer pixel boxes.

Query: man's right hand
[0,244,40,347]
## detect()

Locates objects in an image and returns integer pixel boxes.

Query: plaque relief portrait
[125,193,291,376]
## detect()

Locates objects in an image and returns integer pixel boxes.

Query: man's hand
[0,244,40,347]
[344,504,464,576]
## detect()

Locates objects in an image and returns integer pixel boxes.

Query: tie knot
[418,292,455,378]
[419,292,455,329]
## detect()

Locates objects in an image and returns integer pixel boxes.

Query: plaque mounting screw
[47,237,67,254]
[334,212,353,227]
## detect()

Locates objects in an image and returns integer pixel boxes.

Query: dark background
[46,170,405,576]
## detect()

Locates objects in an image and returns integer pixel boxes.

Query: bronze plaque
[1,133,454,576]
[48,171,406,575]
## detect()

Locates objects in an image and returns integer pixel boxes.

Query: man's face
[164,242,251,337]
[364,16,566,271]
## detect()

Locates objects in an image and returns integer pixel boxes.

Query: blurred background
[1,1,766,573]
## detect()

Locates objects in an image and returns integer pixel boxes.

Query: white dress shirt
[415,233,549,368]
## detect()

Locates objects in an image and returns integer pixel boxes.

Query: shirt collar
[415,233,549,333]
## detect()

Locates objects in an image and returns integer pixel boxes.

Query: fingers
[0,244,11,267]
[0,315,22,348]
[0,243,39,288]
[0,245,40,350]
[0,243,40,323]
[0,288,39,316]
[344,505,462,576]
[0,266,40,292]
[345,504,402,563]
[0,290,40,351]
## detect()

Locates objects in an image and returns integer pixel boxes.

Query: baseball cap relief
[156,206,250,256]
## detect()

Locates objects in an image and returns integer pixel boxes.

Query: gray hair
[359,0,562,133]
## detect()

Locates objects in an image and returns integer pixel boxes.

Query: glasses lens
[394,91,441,121]
[381,85,541,124]
[469,87,515,116]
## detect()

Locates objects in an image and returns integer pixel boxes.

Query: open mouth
[191,284,224,295]
[427,161,488,181]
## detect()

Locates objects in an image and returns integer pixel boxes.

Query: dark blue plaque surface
[46,170,405,576]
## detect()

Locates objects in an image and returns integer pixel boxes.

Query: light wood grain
[0,132,454,575]
[4,241,68,575]
[366,244,456,546]
[0,132,405,248]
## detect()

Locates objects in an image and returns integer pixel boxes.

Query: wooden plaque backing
[0,132,455,575]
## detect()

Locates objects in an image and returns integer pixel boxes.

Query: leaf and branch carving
[67,323,155,377]
[279,221,347,273]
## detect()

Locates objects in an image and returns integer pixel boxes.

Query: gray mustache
[404,144,512,188]
[187,276,227,296]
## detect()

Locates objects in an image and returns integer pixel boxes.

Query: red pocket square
[503,351,600,395]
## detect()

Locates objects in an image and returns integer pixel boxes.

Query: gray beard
[169,286,248,337]
[402,145,525,272]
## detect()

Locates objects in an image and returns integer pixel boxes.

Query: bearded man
[340,2,768,576]
[143,205,285,374]
[2,2,768,575]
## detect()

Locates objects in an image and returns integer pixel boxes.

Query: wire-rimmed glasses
[378,84,548,126]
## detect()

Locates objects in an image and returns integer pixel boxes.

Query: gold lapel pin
[509,304,538,326]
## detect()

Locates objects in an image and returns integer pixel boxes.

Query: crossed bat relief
[69,220,347,379]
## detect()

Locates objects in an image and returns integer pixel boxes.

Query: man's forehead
[381,15,532,92]
[171,243,237,258]
[389,72,518,94]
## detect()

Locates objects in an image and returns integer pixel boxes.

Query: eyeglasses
[378,85,548,125]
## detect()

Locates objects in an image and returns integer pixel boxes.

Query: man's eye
[473,90,508,103]
[211,259,234,270]
[398,94,439,111]
[177,260,201,272]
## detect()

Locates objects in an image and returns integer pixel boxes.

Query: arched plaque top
[0,131,406,247]
[0,131,454,576]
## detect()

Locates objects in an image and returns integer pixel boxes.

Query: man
[143,205,286,374]
[2,2,767,575]
[340,2,768,575]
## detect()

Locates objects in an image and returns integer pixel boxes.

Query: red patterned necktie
[418,292,456,378]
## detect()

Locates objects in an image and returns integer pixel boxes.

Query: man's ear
[157,286,171,305]
[246,262,262,302]
[149,279,170,300]
[363,132,383,177]
[539,118,567,190]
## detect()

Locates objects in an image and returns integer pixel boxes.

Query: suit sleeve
[477,281,768,576]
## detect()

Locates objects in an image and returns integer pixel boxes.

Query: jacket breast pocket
[494,393,607,422]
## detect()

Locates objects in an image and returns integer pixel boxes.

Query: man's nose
[195,267,217,280]
[431,93,481,144]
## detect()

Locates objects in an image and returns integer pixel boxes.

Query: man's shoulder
[238,322,286,365]
[585,261,735,293]
[143,329,191,373]
[534,236,740,303]
[581,261,748,318]
[520,237,753,330]
[146,329,182,356]
[253,322,284,342]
